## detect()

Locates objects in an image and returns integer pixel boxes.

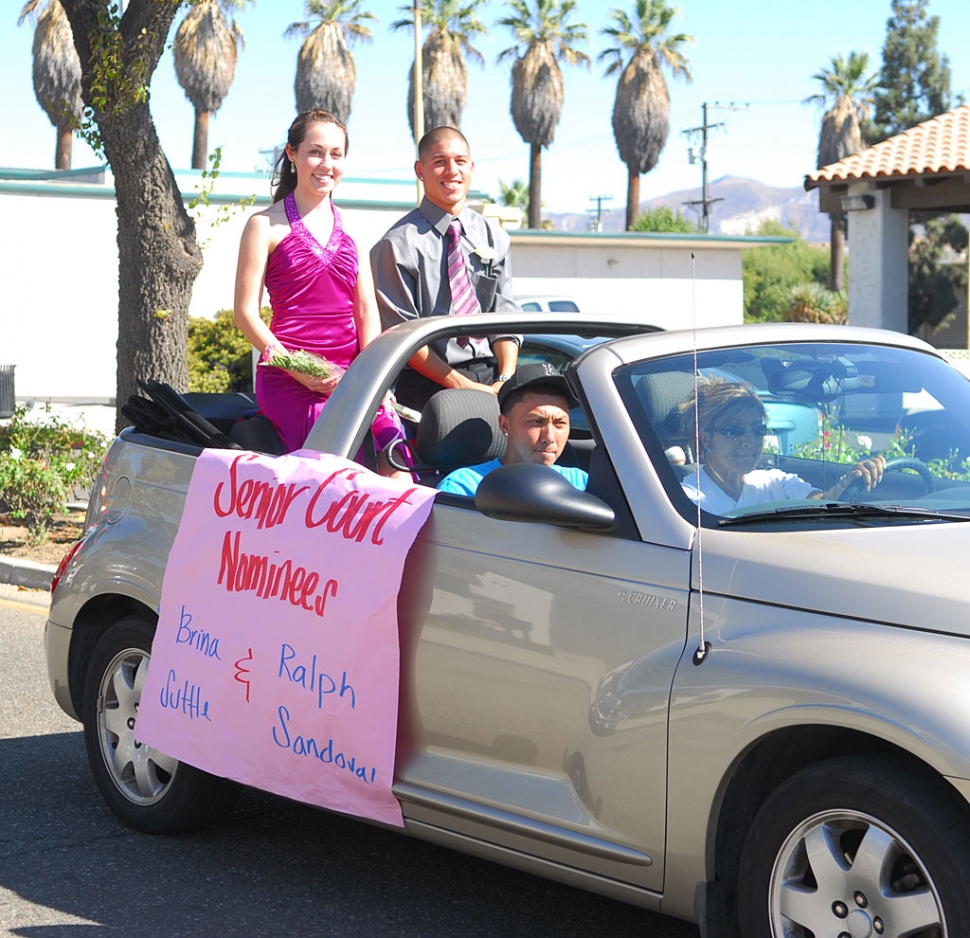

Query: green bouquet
[258,348,343,379]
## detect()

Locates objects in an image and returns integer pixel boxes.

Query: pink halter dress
[256,193,404,456]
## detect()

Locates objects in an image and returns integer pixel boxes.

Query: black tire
[738,754,970,938]
[82,616,240,834]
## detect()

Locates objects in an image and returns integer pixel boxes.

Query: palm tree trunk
[830,214,845,292]
[626,167,641,231]
[55,124,73,171]
[528,143,542,229]
[192,108,209,170]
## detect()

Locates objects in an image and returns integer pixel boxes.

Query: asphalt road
[0,584,699,937]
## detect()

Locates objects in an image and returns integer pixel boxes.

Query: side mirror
[475,463,615,530]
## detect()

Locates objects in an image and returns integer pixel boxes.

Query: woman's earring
[289,161,296,174]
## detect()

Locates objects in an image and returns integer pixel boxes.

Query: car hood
[697,520,970,635]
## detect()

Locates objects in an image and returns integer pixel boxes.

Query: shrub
[632,206,698,233]
[743,220,831,323]
[0,405,108,543]
[188,307,271,393]
[786,282,848,324]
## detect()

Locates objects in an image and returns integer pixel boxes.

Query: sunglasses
[715,423,771,439]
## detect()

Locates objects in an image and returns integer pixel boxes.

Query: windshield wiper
[717,502,970,527]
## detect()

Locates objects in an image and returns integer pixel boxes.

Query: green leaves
[743,221,831,324]
[188,306,271,393]
[0,405,107,543]
[631,205,696,233]
[870,0,954,142]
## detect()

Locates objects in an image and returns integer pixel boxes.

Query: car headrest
[635,371,697,429]
[416,388,507,467]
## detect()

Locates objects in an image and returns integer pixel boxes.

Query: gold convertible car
[47,313,970,937]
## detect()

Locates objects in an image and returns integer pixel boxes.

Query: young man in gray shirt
[370,126,521,409]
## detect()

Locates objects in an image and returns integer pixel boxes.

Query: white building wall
[2,189,119,398]
[2,172,761,401]
[1,186,402,399]
[511,241,742,330]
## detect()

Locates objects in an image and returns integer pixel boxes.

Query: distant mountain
[548,175,830,243]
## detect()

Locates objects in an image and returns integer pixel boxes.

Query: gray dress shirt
[370,198,520,366]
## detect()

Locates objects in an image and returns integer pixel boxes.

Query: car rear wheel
[82,616,239,833]
[737,754,970,938]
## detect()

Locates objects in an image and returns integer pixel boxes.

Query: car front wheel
[82,616,239,833]
[738,754,970,938]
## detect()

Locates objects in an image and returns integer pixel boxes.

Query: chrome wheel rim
[96,646,178,805]
[769,809,945,938]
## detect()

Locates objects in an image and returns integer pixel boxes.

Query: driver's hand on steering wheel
[840,455,886,494]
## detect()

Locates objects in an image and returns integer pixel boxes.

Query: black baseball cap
[497,362,577,411]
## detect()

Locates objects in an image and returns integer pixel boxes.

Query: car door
[394,458,690,894]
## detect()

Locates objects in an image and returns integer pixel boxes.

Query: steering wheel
[841,456,934,498]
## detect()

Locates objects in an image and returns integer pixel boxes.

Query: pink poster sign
[136,449,436,828]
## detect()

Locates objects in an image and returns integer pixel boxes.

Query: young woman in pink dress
[234,109,405,474]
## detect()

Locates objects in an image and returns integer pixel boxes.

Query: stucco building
[1,166,786,400]
[805,104,970,343]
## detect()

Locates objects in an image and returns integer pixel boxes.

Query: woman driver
[678,377,885,513]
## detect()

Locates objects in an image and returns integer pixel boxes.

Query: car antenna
[690,251,711,666]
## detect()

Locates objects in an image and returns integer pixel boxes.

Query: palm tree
[287,0,376,125]
[18,0,83,170]
[600,1,692,230]
[498,0,589,229]
[805,51,878,291]
[499,177,530,210]
[391,0,489,142]
[174,0,251,170]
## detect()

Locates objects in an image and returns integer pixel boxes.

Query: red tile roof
[806,104,970,187]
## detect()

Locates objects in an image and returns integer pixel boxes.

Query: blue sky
[3,0,969,216]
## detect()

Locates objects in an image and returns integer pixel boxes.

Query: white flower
[473,245,497,262]
[9,447,22,461]
[65,462,76,472]
[856,434,872,451]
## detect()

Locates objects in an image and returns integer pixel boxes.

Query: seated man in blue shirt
[437,362,589,496]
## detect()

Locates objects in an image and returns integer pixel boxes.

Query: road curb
[0,556,55,591]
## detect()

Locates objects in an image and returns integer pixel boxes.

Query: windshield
[615,341,970,526]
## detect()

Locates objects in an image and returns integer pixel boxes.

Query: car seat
[633,371,698,462]
[386,388,506,483]
[228,411,286,456]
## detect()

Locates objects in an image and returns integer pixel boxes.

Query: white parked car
[517,295,580,312]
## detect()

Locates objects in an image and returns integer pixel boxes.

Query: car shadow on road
[0,731,698,938]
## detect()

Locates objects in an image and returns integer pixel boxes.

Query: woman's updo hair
[271,109,349,203]
[678,376,765,456]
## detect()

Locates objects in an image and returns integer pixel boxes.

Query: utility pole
[587,194,613,232]
[681,103,726,233]
[413,1,424,205]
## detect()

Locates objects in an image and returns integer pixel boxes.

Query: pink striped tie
[447,219,480,318]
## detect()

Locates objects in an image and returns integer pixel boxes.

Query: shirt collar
[419,197,469,237]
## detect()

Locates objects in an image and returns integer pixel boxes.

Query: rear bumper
[45,618,78,721]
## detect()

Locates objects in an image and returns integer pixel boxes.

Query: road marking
[0,597,49,616]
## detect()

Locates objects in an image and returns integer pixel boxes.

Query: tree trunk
[626,167,640,231]
[61,0,202,433]
[528,142,542,230]
[55,125,73,170]
[192,108,209,170]
[104,100,202,429]
[830,213,845,292]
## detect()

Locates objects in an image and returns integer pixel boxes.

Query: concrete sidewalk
[13,396,118,439]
